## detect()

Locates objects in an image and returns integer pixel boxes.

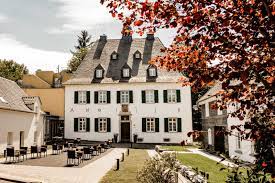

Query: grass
[177,154,228,183]
[100,149,149,183]
[160,145,193,152]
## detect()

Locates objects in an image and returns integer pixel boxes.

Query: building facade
[0,77,45,154]
[64,34,193,144]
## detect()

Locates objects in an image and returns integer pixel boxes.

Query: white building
[198,83,255,163]
[0,77,45,154]
[64,34,193,144]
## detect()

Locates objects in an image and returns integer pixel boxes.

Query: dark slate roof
[64,37,182,85]
[0,77,33,113]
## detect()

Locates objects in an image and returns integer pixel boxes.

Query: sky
[0,0,175,73]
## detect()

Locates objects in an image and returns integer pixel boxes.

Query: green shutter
[176,90,181,102]
[86,118,90,132]
[95,118,98,132]
[164,118,168,132]
[94,91,98,104]
[142,118,146,132]
[107,91,111,103]
[129,91,133,103]
[154,90,159,103]
[155,118,159,132]
[117,91,121,103]
[86,91,90,104]
[163,90,168,103]
[74,118,78,132]
[177,118,182,132]
[74,91,78,104]
[107,118,111,132]
[141,91,146,103]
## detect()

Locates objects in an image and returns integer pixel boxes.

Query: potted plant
[133,133,138,143]
[114,133,118,143]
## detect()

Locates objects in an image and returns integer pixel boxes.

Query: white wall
[0,106,44,154]
[65,82,193,144]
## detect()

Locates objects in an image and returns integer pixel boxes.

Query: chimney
[121,25,133,42]
[146,32,155,40]
[99,34,107,42]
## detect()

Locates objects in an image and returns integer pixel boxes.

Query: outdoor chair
[41,145,47,157]
[67,150,81,166]
[52,144,62,155]
[93,145,99,156]
[100,144,107,153]
[83,147,92,160]
[5,147,17,163]
[31,146,41,158]
[20,147,28,160]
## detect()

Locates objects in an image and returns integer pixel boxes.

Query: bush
[137,153,180,183]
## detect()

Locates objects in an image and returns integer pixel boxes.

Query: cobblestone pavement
[0,148,126,183]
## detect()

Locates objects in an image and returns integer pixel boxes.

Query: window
[78,91,87,104]
[145,90,154,103]
[236,132,241,149]
[111,52,118,60]
[167,90,177,103]
[146,118,155,132]
[33,131,38,145]
[98,91,107,104]
[79,118,86,132]
[99,118,107,132]
[95,69,103,78]
[134,51,141,59]
[122,68,130,77]
[7,132,13,145]
[121,91,129,104]
[168,118,177,132]
[148,68,157,77]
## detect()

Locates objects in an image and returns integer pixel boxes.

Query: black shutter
[163,90,168,103]
[86,91,90,104]
[141,91,146,103]
[164,118,169,132]
[177,118,182,132]
[95,118,98,132]
[129,91,133,103]
[94,91,98,104]
[74,118,78,132]
[155,118,159,132]
[107,91,111,103]
[86,118,90,132]
[74,91,78,104]
[176,90,181,102]
[117,91,121,103]
[107,118,111,132]
[142,118,146,132]
[154,90,159,103]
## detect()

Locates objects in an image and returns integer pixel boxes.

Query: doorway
[120,115,130,142]
[214,126,225,153]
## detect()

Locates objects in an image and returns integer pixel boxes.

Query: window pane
[168,90,176,103]
[78,91,86,104]
[99,91,107,103]
[145,90,154,103]
[121,91,129,104]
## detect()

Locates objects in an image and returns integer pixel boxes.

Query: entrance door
[19,131,24,148]
[214,126,225,153]
[121,123,130,142]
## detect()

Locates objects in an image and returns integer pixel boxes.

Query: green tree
[0,59,29,81]
[74,30,92,51]
[68,48,89,72]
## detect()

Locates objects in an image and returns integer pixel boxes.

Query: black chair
[83,147,92,160]
[93,145,99,156]
[31,146,41,158]
[5,147,19,163]
[67,150,81,166]
[41,145,47,157]
[52,144,62,155]
[20,147,28,160]
[100,144,107,153]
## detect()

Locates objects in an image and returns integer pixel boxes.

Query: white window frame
[122,68,130,78]
[149,68,157,77]
[95,69,103,78]
[168,118,177,132]
[167,89,177,103]
[111,53,118,60]
[145,90,154,103]
[146,118,155,132]
[121,91,130,104]
[135,52,141,59]
[98,118,107,133]
[236,132,241,150]
[98,91,107,104]
[78,91,87,104]
[79,118,87,132]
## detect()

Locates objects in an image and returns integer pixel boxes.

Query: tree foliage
[0,59,29,81]
[68,48,89,72]
[73,30,92,52]
[101,0,275,178]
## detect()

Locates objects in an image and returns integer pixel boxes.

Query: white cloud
[0,34,71,73]
[0,14,8,23]
[47,0,119,34]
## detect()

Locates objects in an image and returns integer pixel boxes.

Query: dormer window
[95,69,103,79]
[148,67,157,77]
[111,51,118,60]
[134,51,142,59]
[122,68,130,78]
